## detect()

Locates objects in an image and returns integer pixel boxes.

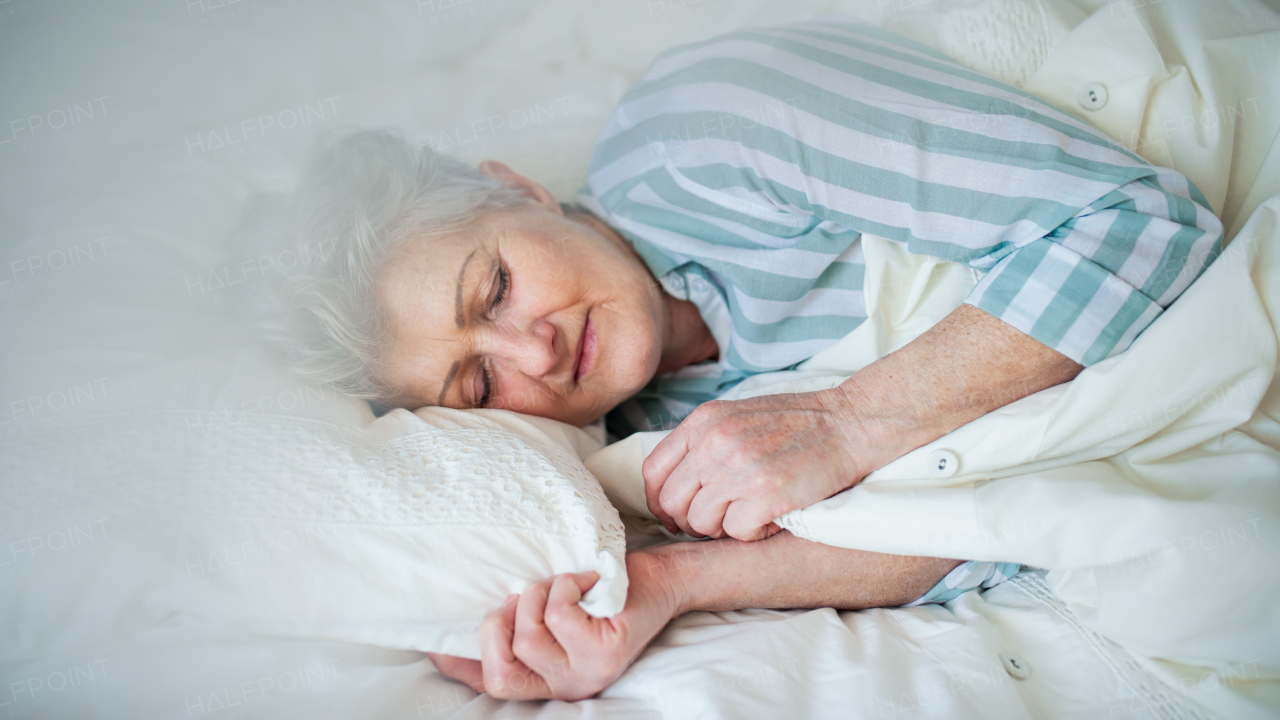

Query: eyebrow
[455,250,476,329]
[438,250,478,406]
[437,360,460,407]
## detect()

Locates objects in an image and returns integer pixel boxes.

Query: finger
[721,497,778,542]
[427,653,485,693]
[512,579,570,673]
[480,595,552,700]
[685,486,730,539]
[543,572,598,654]
[658,463,707,537]
[642,428,692,534]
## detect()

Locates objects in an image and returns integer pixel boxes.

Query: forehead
[380,228,478,329]
[373,222,485,388]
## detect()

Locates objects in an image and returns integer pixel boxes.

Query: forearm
[834,303,1083,474]
[632,531,962,615]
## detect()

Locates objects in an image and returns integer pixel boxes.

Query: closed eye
[478,361,494,408]
[475,261,508,409]
[491,263,510,312]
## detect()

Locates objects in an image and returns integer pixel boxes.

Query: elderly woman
[272,18,1221,701]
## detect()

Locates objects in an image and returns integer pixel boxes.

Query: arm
[644,301,1081,539]
[643,529,962,613]
[429,304,1057,697]
[599,31,1221,538]
[428,534,962,701]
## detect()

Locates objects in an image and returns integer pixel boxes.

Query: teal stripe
[1028,257,1107,349]
[610,107,1085,231]
[722,301,863,344]
[781,26,1150,167]
[594,169,658,210]
[617,202,866,299]
[1081,291,1157,366]
[641,169,823,244]
[1086,189,1134,213]
[1088,202,1152,275]
[676,162,801,209]
[1143,176,1197,227]
[1140,224,1207,301]
[725,344,814,374]
[683,160,1024,263]
[620,30,1148,180]
[615,54,1149,190]
[587,20,1223,432]
[637,171,804,251]
[649,168,869,257]
[972,240,1054,319]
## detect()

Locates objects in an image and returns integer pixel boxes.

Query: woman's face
[376,161,669,426]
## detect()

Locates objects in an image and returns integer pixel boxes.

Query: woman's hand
[428,553,685,701]
[641,304,1084,542]
[641,387,884,541]
[429,536,969,700]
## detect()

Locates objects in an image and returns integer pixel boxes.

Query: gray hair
[259,129,534,401]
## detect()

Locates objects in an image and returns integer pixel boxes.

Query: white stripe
[651,137,1046,254]
[1115,212,1183,291]
[586,142,666,198]
[615,80,1118,210]
[770,24,1130,155]
[731,285,866,324]
[1155,215,1221,306]
[634,34,1142,174]
[1056,208,1123,265]
[1105,301,1162,359]
[1055,271,1145,362]
[660,157,813,230]
[727,329,838,369]
[636,169,817,248]
[1151,166,1192,203]
[610,189,839,277]
[997,242,1081,331]
[707,182,808,215]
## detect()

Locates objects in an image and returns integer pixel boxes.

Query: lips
[573,313,596,383]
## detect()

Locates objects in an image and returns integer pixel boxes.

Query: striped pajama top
[573,14,1223,442]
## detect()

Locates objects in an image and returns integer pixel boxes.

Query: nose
[489,319,558,380]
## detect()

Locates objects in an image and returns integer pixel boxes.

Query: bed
[2,0,1278,718]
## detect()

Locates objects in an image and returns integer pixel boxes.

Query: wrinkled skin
[427,554,680,701]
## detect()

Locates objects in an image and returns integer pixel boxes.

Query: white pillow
[0,405,627,660]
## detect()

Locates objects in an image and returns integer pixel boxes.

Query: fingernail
[502,593,517,606]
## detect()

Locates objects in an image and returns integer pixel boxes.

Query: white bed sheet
[3,0,1278,718]
[7,573,1212,720]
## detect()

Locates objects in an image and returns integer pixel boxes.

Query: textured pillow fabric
[1,406,627,661]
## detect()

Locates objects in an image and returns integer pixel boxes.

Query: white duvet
[588,203,1280,708]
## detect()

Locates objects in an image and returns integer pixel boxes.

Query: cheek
[496,380,558,415]
[602,310,661,392]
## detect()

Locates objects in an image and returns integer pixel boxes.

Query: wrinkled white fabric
[584,3,1280,715]
[586,192,1280,720]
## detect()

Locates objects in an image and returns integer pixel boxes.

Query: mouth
[573,312,597,384]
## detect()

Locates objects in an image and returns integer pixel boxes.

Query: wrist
[627,543,708,617]
[819,378,917,479]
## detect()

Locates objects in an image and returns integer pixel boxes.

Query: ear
[477,160,563,215]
